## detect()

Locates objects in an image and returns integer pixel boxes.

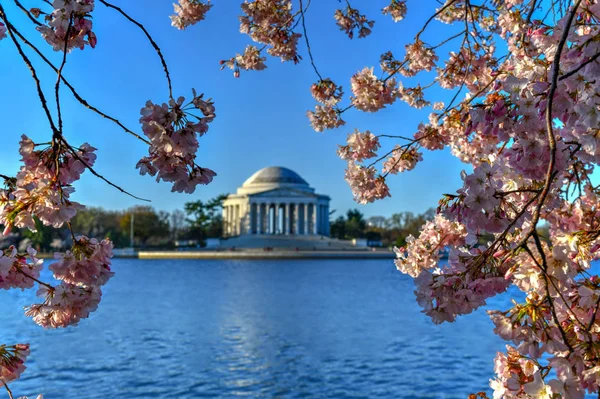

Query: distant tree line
[3,195,439,251]
[330,208,436,247]
[1,194,228,252]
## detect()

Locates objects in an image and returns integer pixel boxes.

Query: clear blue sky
[0,0,467,219]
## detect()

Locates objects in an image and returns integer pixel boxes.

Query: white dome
[243,166,308,186]
[236,166,314,195]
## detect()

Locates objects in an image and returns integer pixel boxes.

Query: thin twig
[13,0,42,26]
[0,3,58,135]
[298,0,322,81]
[2,381,14,399]
[523,0,582,240]
[99,0,173,99]
[16,268,53,290]
[55,12,74,135]
[62,138,151,202]
[8,23,150,144]
[559,51,600,80]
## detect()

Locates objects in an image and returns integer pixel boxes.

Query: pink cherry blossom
[350,67,400,112]
[337,129,380,162]
[171,0,212,30]
[0,344,30,387]
[334,6,374,39]
[37,0,96,51]
[306,105,345,132]
[137,91,217,193]
[382,0,407,22]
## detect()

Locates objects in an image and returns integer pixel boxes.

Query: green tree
[330,216,346,239]
[70,207,129,248]
[120,206,170,247]
[345,209,366,239]
[183,194,227,242]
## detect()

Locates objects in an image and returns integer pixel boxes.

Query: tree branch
[99,0,173,99]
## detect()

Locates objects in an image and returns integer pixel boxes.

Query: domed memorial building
[222,167,331,238]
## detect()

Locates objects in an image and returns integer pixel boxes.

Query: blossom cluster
[0,136,95,233]
[37,0,96,51]
[382,0,407,23]
[334,6,375,39]
[220,45,267,78]
[26,236,114,329]
[0,22,6,41]
[171,0,212,30]
[344,163,390,204]
[0,344,30,387]
[239,0,301,63]
[337,130,380,162]
[382,146,422,175]
[306,105,346,133]
[0,246,43,291]
[137,91,217,193]
[310,79,343,106]
[350,67,400,112]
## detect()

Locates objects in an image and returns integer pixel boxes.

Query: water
[1,259,513,398]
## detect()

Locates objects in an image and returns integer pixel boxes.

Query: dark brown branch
[531,232,576,352]
[8,24,150,145]
[55,12,74,135]
[62,138,151,202]
[16,268,53,290]
[298,0,322,81]
[0,3,58,135]
[559,51,600,80]
[13,0,42,26]
[527,0,582,236]
[2,381,14,399]
[99,0,173,99]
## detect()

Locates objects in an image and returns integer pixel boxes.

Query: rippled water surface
[2,259,515,398]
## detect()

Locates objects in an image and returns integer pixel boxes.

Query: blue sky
[0,0,468,219]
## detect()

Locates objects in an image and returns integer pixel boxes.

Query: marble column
[257,203,262,234]
[293,204,299,235]
[285,204,291,235]
[303,203,308,235]
[312,203,318,235]
[234,205,239,236]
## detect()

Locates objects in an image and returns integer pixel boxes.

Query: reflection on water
[1,259,513,398]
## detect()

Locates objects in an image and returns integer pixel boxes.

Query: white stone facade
[222,167,331,237]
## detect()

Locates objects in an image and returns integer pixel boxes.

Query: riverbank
[32,248,397,260]
[137,249,396,260]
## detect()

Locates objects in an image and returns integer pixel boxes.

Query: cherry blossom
[344,163,390,204]
[171,0,212,30]
[0,22,6,41]
[0,344,29,387]
[382,0,407,23]
[306,105,345,132]
[220,45,267,77]
[310,79,343,106]
[239,0,301,63]
[37,0,96,51]
[337,129,380,162]
[350,67,400,112]
[0,136,95,232]
[334,6,374,39]
[137,90,217,193]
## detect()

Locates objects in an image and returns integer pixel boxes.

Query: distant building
[222,167,331,237]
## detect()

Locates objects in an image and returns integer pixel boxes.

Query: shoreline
[137,250,397,260]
